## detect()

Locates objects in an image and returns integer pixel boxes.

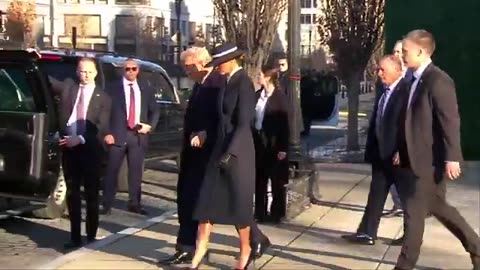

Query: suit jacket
[254,87,289,153]
[105,79,160,146]
[400,63,463,177]
[58,78,111,154]
[365,78,409,164]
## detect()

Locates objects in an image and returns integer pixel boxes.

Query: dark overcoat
[177,72,222,223]
[194,69,256,226]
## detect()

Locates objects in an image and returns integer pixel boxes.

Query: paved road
[0,160,178,270]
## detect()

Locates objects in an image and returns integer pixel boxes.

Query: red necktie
[128,83,136,129]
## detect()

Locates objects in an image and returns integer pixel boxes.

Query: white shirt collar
[201,69,213,84]
[123,77,138,86]
[227,66,242,82]
[387,76,402,91]
[413,58,432,80]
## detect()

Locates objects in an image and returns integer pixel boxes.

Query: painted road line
[36,209,177,270]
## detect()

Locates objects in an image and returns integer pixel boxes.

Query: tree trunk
[346,70,362,151]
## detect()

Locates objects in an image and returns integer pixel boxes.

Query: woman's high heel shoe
[185,250,210,270]
[235,253,255,270]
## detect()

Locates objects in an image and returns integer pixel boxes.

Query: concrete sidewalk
[41,162,479,270]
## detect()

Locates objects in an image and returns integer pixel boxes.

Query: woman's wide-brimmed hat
[205,42,245,67]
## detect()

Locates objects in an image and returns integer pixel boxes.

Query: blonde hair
[180,46,212,66]
[405,29,436,55]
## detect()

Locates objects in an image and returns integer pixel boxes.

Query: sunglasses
[125,67,138,72]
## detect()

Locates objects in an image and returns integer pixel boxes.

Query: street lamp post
[287,0,303,165]
[175,0,182,90]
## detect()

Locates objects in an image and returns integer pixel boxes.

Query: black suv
[0,49,184,218]
[0,50,65,218]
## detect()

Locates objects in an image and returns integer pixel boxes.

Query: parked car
[0,50,66,219]
[0,48,184,219]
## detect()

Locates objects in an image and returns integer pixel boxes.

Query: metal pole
[175,0,182,90]
[287,0,302,158]
[49,0,55,47]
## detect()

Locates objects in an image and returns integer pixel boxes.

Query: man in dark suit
[394,29,480,270]
[342,55,409,245]
[160,46,222,265]
[101,58,160,215]
[58,58,111,249]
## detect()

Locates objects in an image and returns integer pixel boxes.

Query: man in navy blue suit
[101,58,159,215]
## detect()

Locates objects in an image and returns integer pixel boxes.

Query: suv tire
[32,169,68,219]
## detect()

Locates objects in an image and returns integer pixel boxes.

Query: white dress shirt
[381,76,402,115]
[407,58,432,108]
[67,83,95,143]
[123,77,141,125]
[255,88,272,130]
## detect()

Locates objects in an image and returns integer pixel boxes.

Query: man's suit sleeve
[430,73,463,162]
[99,91,112,138]
[147,87,160,129]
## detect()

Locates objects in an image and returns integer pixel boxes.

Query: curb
[36,209,177,270]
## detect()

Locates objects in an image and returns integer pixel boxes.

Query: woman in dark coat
[188,43,257,270]
[253,65,289,224]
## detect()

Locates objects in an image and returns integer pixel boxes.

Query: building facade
[0,0,215,61]
[274,0,328,71]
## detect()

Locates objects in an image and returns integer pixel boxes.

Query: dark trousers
[357,162,395,238]
[394,168,480,270]
[63,146,100,243]
[176,149,207,252]
[103,131,145,208]
[253,132,288,220]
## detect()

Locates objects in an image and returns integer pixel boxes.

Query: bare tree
[6,0,36,47]
[318,0,385,151]
[213,0,288,76]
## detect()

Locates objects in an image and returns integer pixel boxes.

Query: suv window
[37,56,103,89]
[101,61,176,103]
[140,68,176,102]
[0,65,35,112]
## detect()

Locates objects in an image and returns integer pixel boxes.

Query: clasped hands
[102,123,152,146]
[392,152,461,180]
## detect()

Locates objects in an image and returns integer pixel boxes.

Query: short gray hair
[180,46,212,66]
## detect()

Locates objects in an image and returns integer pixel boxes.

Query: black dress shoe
[127,205,148,215]
[64,241,82,250]
[252,237,271,259]
[341,233,375,245]
[390,235,404,246]
[86,237,98,244]
[158,251,193,265]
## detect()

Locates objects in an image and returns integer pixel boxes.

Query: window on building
[170,19,177,35]
[64,15,101,37]
[115,0,149,4]
[57,0,80,3]
[181,21,187,35]
[188,22,196,41]
[86,0,108,3]
[301,0,312,8]
[115,15,137,38]
[300,14,312,24]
